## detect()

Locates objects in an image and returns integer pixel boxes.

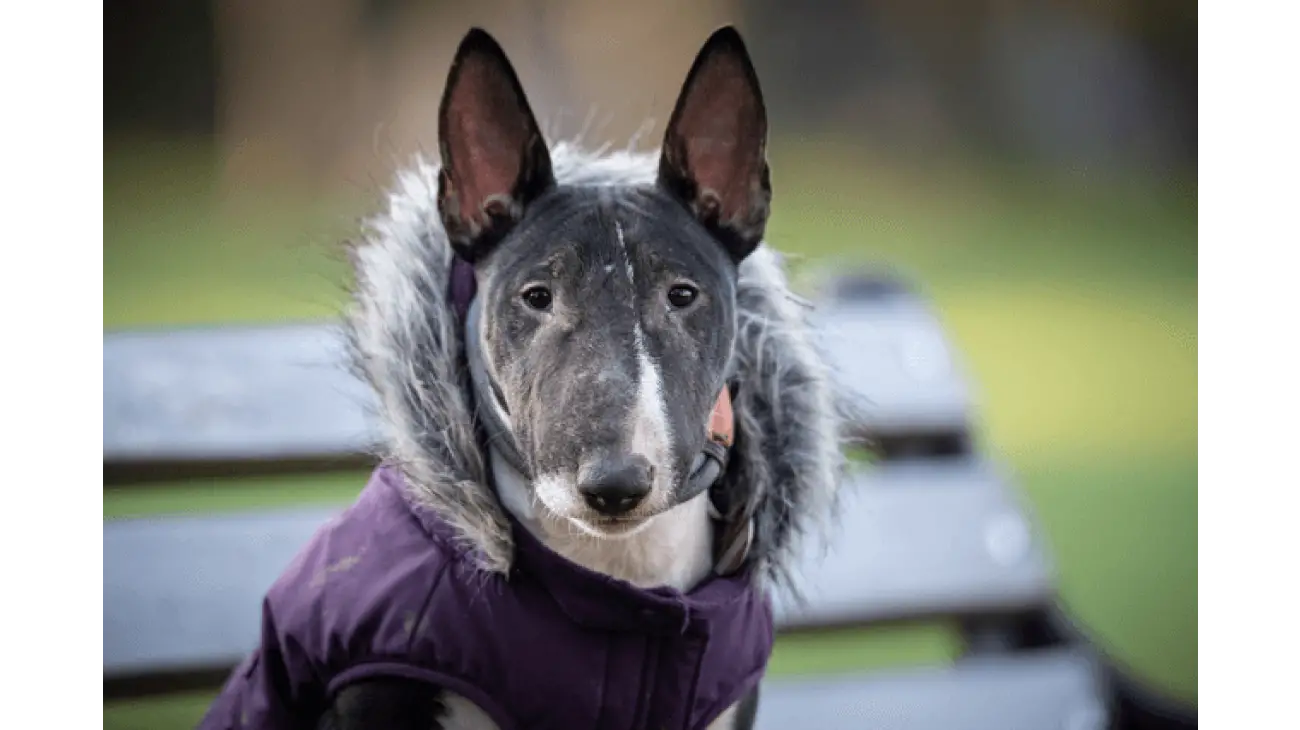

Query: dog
[198,25,846,730]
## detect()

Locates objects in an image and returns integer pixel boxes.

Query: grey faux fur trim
[345,141,849,592]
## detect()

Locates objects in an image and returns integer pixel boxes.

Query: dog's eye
[521,286,553,311]
[667,285,698,309]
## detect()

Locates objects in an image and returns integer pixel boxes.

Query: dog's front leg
[708,685,761,730]
[318,679,499,730]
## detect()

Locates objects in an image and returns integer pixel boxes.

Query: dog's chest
[438,693,499,729]
[437,691,742,730]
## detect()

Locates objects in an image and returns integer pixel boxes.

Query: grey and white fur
[329,26,854,730]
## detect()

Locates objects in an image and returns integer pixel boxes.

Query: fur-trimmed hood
[346,142,849,592]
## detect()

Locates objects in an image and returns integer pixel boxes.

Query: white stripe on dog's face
[620,220,674,502]
[630,324,674,499]
[616,219,636,283]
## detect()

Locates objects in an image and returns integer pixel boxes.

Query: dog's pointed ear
[437,28,555,264]
[658,26,771,264]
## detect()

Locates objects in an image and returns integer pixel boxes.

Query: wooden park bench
[103,269,1195,729]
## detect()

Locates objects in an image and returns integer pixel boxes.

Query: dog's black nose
[579,456,654,516]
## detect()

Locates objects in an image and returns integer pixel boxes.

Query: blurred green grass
[104,139,1195,727]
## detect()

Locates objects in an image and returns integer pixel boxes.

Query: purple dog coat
[197,467,775,730]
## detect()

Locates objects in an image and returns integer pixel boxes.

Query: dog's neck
[489,448,715,591]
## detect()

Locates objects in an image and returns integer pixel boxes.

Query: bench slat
[104,461,1053,680]
[755,648,1109,730]
[778,460,1054,627]
[812,300,973,437]
[103,324,378,464]
[104,507,338,676]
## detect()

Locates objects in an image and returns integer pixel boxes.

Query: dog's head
[438,27,770,538]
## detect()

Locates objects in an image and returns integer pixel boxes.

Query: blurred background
[104,0,1196,726]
